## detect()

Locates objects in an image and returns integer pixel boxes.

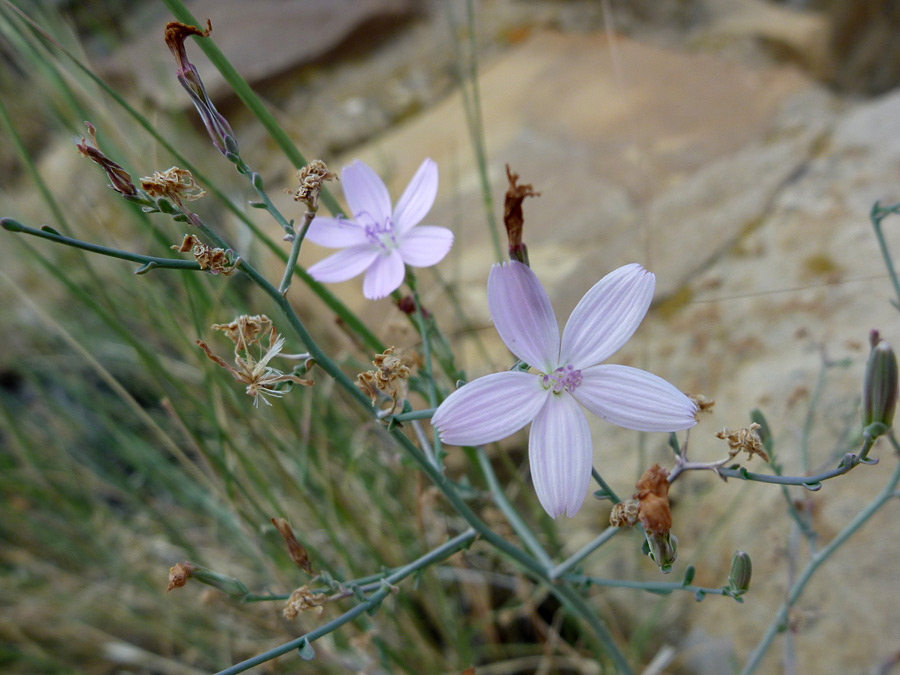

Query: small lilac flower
[306,158,453,300]
[431,261,697,518]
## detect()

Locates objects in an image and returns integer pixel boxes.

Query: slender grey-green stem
[475,447,554,570]
[870,200,900,307]
[0,219,203,272]
[214,529,478,675]
[563,573,744,601]
[591,467,623,503]
[391,408,437,422]
[740,436,900,675]
[408,272,442,466]
[549,526,623,580]
[279,209,315,295]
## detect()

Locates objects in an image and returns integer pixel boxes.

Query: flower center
[541,364,582,395]
[359,211,398,252]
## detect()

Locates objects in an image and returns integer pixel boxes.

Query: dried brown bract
[716,423,769,463]
[634,464,672,536]
[503,164,539,264]
[283,585,327,619]
[271,517,314,574]
[689,393,716,415]
[197,314,312,406]
[357,346,415,414]
[167,562,196,592]
[610,498,640,528]
[171,234,238,275]
[292,159,336,211]
[141,167,206,206]
[75,122,137,196]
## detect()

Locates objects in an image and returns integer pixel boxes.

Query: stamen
[541,364,583,394]
[359,211,398,251]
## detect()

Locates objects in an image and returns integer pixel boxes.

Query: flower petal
[398,226,454,267]
[560,263,655,368]
[342,160,392,223]
[574,364,698,432]
[529,393,593,518]
[488,261,560,373]
[307,245,379,283]
[392,158,438,235]
[432,371,549,446]
[304,216,369,248]
[362,248,405,299]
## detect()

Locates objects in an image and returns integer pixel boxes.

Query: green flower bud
[863,332,898,432]
[728,550,752,596]
[190,566,250,599]
[644,531,678,574]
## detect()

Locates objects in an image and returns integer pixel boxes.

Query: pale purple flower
[306,158,453,299]
[431,261,697,518]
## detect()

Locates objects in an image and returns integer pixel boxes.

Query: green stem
[214,529,478,675]
[549,526,622,580]
[740,439,900,675]
[592,467,623,503]
[279,210,315,295]
[408,272,442,465]
[475,447,553,570]
[564,574,742,600]
[715,448,877,489]
[1,218,203,272]
[391,408,437,422]
[870,200,900,308]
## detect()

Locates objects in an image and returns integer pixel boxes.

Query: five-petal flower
[431,261,697,518]
[306,158,453,299]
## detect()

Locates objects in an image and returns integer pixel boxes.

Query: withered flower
[164,20,237,156]
[75,122,137,196]
[357,346,415,414]
[283,585,327,619]
[716,423,769,463]
[634,463,671,536]
[503,164,539,265]
[292,159,336,212]
[171,234,238,275]
[197,314,312,406]
[141,167,206,207]
[610,498,640,528]
[271,517,314,574]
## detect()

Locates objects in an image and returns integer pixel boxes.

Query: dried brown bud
[396,295,430,319]
[503,164,539,265]
[271,517,314,574]
[283,585,327,619]
[689,394,716,415]
[171,234,238,275]
[75,122,137,196]
[167,562,196,592]
[634,464,671,536]
[716,423,769,463]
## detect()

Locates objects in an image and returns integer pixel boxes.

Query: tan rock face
[296,30,900,671]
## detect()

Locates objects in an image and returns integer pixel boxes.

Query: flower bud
[189,565,250,599]
[644,531,678,574]
[728,550,752,596]
[503,164,538,266]
[863,332,898,432]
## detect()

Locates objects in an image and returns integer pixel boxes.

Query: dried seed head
[198,314,312,406]
[357,346,415,414]
[610,498,640,528]
[75,122,137,196]
[716,423,769,463]
[141,167,206,206]
[171,234,238,275]
[283,585,327,619]
[292,160,336,211]
[634,463,671,536]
